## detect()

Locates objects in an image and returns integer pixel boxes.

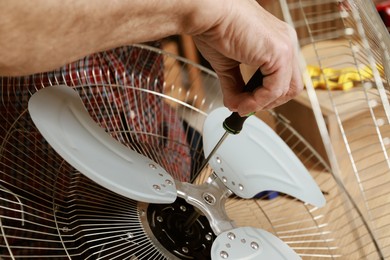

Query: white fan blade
[211,226,301,260]
[203,107,325,207]
[28,85,177,204]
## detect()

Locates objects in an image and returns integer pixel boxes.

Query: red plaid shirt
[0,44,192,258]
[1,44,191,181]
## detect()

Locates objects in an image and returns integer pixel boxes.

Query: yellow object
[306,65,375,91]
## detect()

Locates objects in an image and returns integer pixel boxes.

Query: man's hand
[191,0,303,115]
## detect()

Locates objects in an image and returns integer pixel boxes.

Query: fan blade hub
[175,174,235,235]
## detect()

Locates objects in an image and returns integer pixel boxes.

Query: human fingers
[260,29,303,110]
[236,66,302,116]
[192,0,302,115]
[236,55,295,115]
[216,52,300,116]
[262,60,303,110]
[236,24,302,115]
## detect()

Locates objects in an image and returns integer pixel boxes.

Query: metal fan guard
[0,43,223,259]
[1,18,389,259]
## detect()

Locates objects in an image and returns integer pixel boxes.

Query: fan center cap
[139,198,216,259]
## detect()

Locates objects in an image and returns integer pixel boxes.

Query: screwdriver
[190,69,264,183]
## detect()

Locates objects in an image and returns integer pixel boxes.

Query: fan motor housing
[139,198,216,259]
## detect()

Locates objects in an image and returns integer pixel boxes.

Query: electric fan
[1,0,390,259]
[0,43,323,259]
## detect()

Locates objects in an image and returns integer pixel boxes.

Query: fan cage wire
[0,37,387,260]
[0,44,223,259]
[279,0,390,258]
[222,109,384,259]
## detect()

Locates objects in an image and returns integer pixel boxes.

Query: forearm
[1,0,302,114]
[0,0,208,76]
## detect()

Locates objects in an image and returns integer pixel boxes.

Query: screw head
[227,232,236,240]
[203,193,216,205]
[216,157,222,164]
[251,241,259,250]
[220,251,229,259]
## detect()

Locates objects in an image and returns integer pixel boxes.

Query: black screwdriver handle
[222,69,264,135]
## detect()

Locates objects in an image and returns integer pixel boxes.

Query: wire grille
[279,0,390,258]
[1,19,389,259]
[0,44,221,259]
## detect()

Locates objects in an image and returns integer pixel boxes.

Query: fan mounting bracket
[175,173,236,235]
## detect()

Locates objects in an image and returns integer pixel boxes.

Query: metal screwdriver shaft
[190,70,264,183]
